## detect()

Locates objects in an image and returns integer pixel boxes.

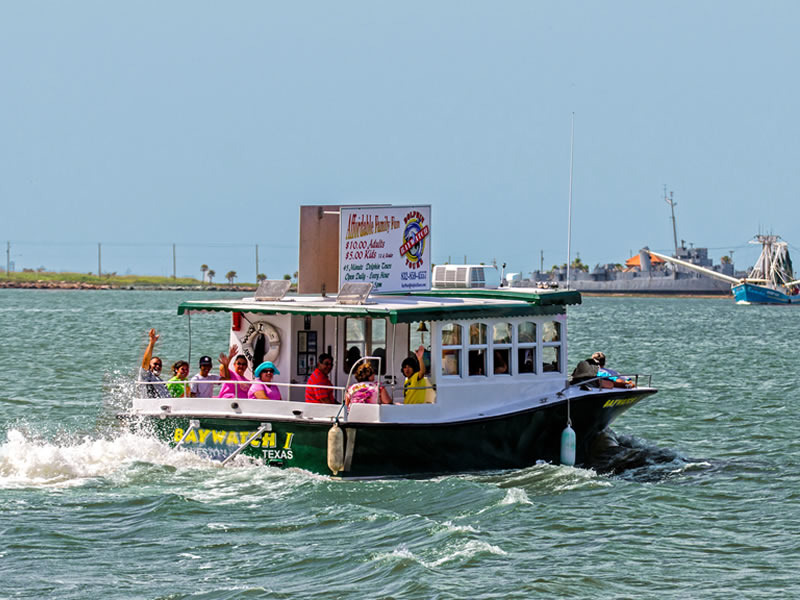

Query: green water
[1,290,798,599]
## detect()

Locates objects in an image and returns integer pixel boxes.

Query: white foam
[377,539,506,568]
[0,429,212,489]
[500,487,533,505]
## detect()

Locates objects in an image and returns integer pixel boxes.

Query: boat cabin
[167,285,581,424]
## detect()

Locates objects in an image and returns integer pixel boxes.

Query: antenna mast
[566,114,575,289]
[665,186,678,256]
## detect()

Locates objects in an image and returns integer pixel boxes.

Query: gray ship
[509,191,739,295]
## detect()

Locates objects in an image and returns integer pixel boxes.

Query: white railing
[136,379,347,402]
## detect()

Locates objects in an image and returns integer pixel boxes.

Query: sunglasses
[235,362,248,368]
[151,362,162,368]
[263,369,274,375]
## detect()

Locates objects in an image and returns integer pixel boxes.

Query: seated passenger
[190,355,222,398]
[595,353,635,388]
[138,328,168,398]
[218,345,251,399]
[306,353,337,404]
[166,360,190,397]
[346,362,392,406]
[402,345,429,404]
[248,361,282,400]
[493,350,509,374]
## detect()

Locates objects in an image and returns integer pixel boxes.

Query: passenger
[166,360,190,397]
[218,345,251,399]
[346,362,392,406]
[402,345,428,404]
[138,328,169,398]
[595,353,635,388]
[305,353,337,404]
[189,355,222,398]
[248,361,282,400]
[343,346,362,373]
[570,352,602,386]
[493,350,509,374]
[570,352,634,388]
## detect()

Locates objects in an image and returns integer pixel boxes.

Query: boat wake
[587,428,697,481]
[0,428,214,489]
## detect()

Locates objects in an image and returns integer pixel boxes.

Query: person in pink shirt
[218,345,251,399]
[248,361,282,400]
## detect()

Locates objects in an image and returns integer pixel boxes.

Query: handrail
[558,373,652,395]
[221,422,271,466]
[136,378,347,402]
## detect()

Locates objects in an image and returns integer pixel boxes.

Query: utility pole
[6,241,10,274]
[665,186,678,256]
[540,250,544,273]
[98,243,102,277]
[255,244,259,282]
[172,244,176,279]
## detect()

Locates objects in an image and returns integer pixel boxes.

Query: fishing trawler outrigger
[120,205,657,477]
[651,234,800,305]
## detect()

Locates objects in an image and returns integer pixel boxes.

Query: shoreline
[0,280,258,292]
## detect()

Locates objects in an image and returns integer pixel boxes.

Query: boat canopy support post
[175,419,200,450]
[222,422,272,466]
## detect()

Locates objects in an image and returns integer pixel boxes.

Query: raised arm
[141,329,159,369]
[219,344,237,378]
[415,345,426,378]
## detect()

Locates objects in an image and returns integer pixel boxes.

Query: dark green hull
[123,390,654,478]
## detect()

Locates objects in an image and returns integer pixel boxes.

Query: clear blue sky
[2,1,799,281]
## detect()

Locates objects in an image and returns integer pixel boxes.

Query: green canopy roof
[177,289,580,324]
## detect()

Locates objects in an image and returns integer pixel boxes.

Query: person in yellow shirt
[402,345,429,404]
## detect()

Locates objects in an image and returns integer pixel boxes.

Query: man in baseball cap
[190,355,221,398]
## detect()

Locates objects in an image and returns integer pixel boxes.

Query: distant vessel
[510,244,735,295]
[652,234,800,305]
[509,191,736,295]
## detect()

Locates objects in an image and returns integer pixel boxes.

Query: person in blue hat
[248,361,282,400]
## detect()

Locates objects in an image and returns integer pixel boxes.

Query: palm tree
[207,269,215,284]
[200,264,208,284]
[225,270,237,285]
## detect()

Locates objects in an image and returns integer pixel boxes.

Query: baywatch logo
[399,211,429,269]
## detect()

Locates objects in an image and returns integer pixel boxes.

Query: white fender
[327,423,345,475]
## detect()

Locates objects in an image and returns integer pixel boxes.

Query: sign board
[339,205,431,293]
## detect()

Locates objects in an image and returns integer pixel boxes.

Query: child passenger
[402,345,428,404]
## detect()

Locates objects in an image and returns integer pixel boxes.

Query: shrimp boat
[651,234,800,305]
[120,205,656,477]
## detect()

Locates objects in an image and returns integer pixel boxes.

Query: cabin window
[517,321,537,374]
[542,320,562,372]
[492,323,512,375]
[343,318,387,374]
[468,323,487,377]
[440,323,462,376]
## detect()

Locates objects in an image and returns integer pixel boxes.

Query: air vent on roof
[337,282,373,305]
[433,265,499,289]
[254,280,292,301]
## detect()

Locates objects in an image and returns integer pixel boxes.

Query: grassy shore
[0,271,259,290]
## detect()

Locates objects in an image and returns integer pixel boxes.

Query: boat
[508,192,737,295]
[119,204,657,477]
[651,234,800,305]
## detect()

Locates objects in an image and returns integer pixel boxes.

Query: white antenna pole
[566,113,575,290]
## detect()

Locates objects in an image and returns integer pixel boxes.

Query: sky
[2,1,800,281]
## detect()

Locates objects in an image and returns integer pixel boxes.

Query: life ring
[240,320,281,365]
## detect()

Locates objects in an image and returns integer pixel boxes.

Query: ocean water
[1,290,798,599]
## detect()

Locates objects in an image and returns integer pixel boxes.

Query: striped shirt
[305,368,336,404]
